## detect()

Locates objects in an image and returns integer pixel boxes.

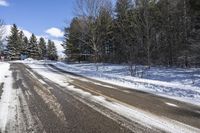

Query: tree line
[63,0,200,68]
[6,24,58,60]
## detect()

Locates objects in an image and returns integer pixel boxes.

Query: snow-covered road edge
[0,63,15,132]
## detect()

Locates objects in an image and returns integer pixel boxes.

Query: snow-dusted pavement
[1,61,200,133]
[1,63,136,133]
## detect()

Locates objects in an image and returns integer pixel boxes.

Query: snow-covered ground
[0,62,16,132]
[0,63,10,83]
[20,59,200,106]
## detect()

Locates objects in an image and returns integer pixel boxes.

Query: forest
[63,0,200,69]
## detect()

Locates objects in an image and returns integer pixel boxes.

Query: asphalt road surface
[1,62,200,133]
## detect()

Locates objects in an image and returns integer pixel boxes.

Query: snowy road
[0,62,200,133]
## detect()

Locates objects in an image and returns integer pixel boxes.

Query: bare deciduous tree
[75,0,112,70]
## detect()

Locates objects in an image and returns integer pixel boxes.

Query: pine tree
[0,40,3,55]
[47,40,58,60]
[63,18,87,62]
[18,31,26,54]
[28,34,39,59]
[96,6,113,62]
[38,37,47,60]
[7,24,21,59]
[23,36,29,55]
[114,0,132,63]
[189,0,200,66]
[135,0,161,66]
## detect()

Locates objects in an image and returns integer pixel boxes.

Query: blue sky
[0,0,75,37]
[0,0,116,55]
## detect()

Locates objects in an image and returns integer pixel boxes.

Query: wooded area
[63,0,200,68]
[2,24,58,60]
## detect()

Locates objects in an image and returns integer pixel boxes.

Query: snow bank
[0,62,14,132]
[0,63,10,82]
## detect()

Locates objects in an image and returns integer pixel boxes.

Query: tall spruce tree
[96,6,113,62]
[7,24,21,59]
[38,37,47,59]
[28,34,39,59]
[47,40,58,60]
[22,36,29,55]
[63,18,88,62]
[135,0,161,66]
[114,0,132,63]
[18,31,26,55]
[189,0,200,66]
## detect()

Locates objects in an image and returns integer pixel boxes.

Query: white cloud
[0,0,9,7]
[45,27,64,38]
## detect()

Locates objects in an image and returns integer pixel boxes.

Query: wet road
[5,63,134,133]
[1,62,200,133]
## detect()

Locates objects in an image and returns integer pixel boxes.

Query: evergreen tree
[7,24,21,59]
[96,6,113,62]
[38,37,47,59]
[114,0,132,63]
[0,40,3,54]
[63,18,89,62]
[135,0,161,66]
[0,40,3,55]
[189,0,200,66]
[22,36,29,55]
[47,40,58,60]
[18,31,26,55]
[28,34,39,59]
